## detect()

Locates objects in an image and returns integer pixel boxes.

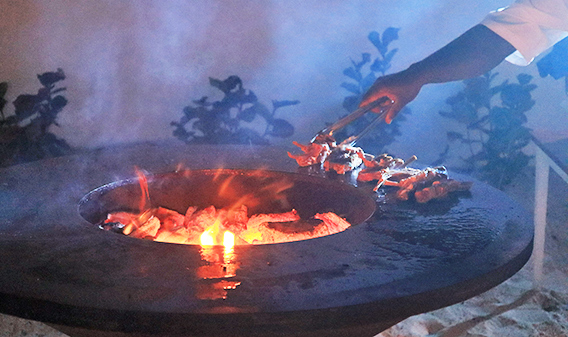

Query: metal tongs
[311,96,395,146]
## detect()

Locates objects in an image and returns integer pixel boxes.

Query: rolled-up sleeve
[481,0,568,65]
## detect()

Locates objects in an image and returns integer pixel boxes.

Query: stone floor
[1,163,567,337]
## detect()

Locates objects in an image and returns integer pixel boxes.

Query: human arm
[360,24,516,123]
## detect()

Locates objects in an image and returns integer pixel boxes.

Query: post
[533,146,550,287]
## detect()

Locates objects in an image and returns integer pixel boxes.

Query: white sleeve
[481,0,568,65]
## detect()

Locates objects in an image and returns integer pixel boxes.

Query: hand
[359,68,424,124]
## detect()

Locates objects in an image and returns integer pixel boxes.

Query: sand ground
[1,163,567,337]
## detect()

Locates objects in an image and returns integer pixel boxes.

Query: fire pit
[0,142,533,337]
[81,169,376,246]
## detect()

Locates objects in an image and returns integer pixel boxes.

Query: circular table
[0,142,533,337]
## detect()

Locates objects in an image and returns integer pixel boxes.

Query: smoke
[1,0,565,160]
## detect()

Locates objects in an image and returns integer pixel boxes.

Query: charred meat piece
[287,141,332,167]
[394,166,449,201]
[324,144,364,174]
[356,153,472,202]
[357,154,416,183]
[288,136,365,174]
[289,134,472,202]
[414,179,473,203]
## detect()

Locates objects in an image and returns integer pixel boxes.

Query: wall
[0,0,566,164]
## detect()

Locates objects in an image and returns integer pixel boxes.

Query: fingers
[359,93,377,109]
[384,102,401,124]
[360,87,390,109]
[361,93,399,124]
[359,69,422,124]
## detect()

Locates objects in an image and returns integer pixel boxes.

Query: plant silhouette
[334,27,410,154]
[0,68,71,167]
[172,76,299,145]
[435,72,536,189]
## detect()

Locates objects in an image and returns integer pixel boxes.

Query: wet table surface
[0,143,533,337]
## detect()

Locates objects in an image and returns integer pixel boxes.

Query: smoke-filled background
[1,0,566,163]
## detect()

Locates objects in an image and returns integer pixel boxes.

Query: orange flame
[200,220,220,246]
[134,167,150,211]
[200,230,215,246]
[117,167,350,247]
[223,231,235,248]
[199,219,235,249]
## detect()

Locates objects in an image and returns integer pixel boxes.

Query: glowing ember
[103,205,351,246]
[100,169,352,245]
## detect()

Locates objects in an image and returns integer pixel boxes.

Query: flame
[223,231,235,248]
[200,230,215,246]
[134,167,150,211]
[116,167,350,248]
[199,219,235,249]
[200,220,220,246]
